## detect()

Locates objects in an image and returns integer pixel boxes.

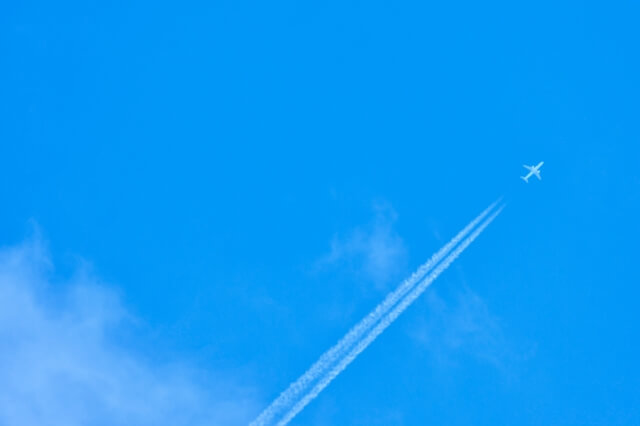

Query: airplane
[521,161,544,183]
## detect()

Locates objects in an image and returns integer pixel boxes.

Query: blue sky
[1,0,639,424]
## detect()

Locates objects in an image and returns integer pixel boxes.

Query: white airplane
[521,161,544,183]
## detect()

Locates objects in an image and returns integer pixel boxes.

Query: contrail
[251,200,500,426]
[276,205,504,426]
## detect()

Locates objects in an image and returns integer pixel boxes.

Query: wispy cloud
[408,285,521,372]
[317,202,408,289]
[0,238,258,426]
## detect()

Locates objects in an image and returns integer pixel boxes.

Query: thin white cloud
[318,202,408,289]
[0,238,258,426]
[408,285,517,371]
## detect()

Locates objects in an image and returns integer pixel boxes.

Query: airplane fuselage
[521,161,544,183]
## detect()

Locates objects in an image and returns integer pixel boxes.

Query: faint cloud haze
[318,202,408,290]
[0,238,258,426]
[408,285,522,372]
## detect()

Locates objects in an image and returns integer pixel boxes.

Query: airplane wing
[523,165,534,172]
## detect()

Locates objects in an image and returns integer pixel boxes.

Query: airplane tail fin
[520,176,529,183]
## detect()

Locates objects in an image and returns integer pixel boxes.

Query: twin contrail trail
[252,201,504,426]
[276,205,504,425]
[251,201,498,426]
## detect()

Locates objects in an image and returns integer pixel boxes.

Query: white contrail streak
[251,201,500,426]
[276,205,504,426]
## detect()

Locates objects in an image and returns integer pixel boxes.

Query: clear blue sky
[1,1,639,425]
